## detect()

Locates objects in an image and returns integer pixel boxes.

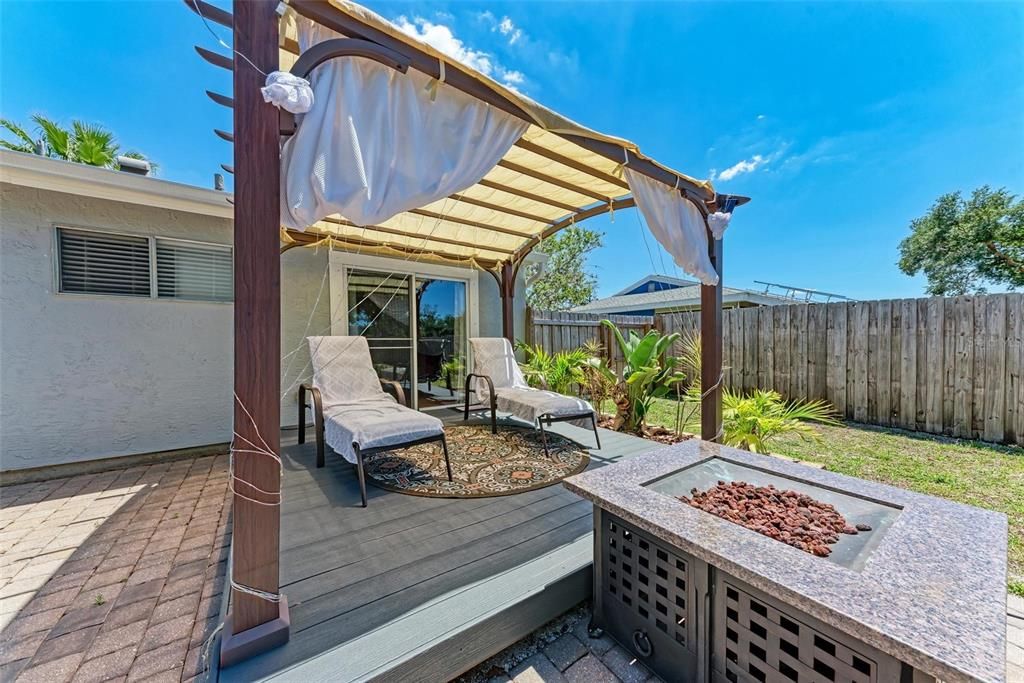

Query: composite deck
[217,411,665,682]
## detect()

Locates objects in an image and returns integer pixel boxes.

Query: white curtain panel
[624,168,719,286]
[281,20,530,230]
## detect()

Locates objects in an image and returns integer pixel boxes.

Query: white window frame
[52,225,233,304]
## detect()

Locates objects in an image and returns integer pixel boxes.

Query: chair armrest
[300,383,324,418]
[465,373,496,401]
[380,380,408,407]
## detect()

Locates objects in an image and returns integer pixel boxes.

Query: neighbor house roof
[572,284,787,314]
[612,274,699,296]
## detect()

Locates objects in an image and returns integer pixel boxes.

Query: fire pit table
[563,440,1008,683]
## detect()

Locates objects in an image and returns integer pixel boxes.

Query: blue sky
[2,1,1021,299]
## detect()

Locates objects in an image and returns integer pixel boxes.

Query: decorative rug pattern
[363,424,591,498]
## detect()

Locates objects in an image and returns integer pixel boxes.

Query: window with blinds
[57,228,152,297]
[56,228,233,302]
[155,238,233,302]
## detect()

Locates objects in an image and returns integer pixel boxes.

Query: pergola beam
[496,160,610,203]
[195,45,232,71]
[448,192,553,225]
[318,217,516,256]
[407,208,536,239]
[512,138,629,190]
[283,228,502,268]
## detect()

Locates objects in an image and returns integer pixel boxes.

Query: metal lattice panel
[605,516,691,646]
[718,579,881,683]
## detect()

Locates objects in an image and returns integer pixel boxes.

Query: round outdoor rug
[362,424,590,498]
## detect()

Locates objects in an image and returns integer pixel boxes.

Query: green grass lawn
[614,397,1024,595]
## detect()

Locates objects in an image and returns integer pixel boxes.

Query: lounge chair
[299,336,452,507]
[463,337,601,455]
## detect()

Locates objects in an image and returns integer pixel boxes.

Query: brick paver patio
[0,455,230,682]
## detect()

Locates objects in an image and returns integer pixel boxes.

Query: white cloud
[394,14,532,93]
[756,114,766,120]
[716,155,767,181]
[498,16,523,45]
[502,70,525,86]
[394,15,494,76]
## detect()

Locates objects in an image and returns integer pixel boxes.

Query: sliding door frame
[329,252,480,409]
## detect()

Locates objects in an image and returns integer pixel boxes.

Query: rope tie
[608,199,615,223]
[699,371,726,443]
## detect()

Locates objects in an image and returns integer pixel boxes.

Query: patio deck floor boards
[218,412,664,682]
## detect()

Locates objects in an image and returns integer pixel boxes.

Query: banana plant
[600,320,687,433]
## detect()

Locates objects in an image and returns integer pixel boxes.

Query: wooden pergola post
[500,261,516,343]
[221,0,289,665]
[700,228,723,442]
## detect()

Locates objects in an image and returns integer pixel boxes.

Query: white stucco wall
[0,184,234,470]
[0,166,525,471]
[0,183,329,470]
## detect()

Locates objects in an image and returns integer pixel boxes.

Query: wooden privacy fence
[528,294,1023,445]
[524,309,653,376]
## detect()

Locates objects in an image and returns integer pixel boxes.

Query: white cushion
[469,337,594,426]
[469,337,529,399]
[307,336,386,405]
[494,387,593,426]
[322,398,444,464]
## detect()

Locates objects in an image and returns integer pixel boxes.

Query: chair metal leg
[315,421,325,468]
[591,413,602,450]
[463,375,471,421]
[354,445,367,508]
[441,436,453,482]
[298,387,306,445]
[490,397,498,435]
[538,418,550,458]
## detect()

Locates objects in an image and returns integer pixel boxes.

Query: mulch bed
[596,415,692,445]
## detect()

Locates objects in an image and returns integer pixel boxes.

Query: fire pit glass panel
[644,457,902,571]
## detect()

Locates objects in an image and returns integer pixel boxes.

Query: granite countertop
[563,440,1008,683]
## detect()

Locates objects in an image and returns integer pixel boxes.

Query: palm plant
[1,115,154,171]
[720,389,840,453]
[516,342,590,395]
[600,320,686,434]
[672,329,840,452]
[579,339,616,409]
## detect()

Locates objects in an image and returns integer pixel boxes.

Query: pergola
[186,0,748,664]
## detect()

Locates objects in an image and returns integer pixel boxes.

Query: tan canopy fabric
[271,1,725,269]
[190,0,728,269]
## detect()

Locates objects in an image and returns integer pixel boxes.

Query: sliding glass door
[416,278,467,408]
[346,268,469,410]
[347,270,413,389]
